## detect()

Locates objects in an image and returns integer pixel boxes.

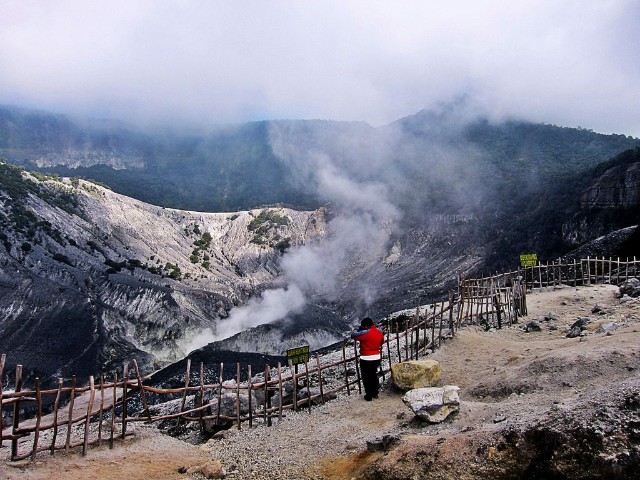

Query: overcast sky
[1,1,638,136]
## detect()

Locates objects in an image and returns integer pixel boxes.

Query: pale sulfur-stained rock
[402,385,460,423]
[391,359,441,390]
[187,460,226,478]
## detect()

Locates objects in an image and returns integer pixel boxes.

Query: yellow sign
[286,345,310,365]
[520,254,538,267]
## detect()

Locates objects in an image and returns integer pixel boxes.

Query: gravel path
[206,386,409,479]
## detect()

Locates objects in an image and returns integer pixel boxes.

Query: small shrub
[52,253,72,266]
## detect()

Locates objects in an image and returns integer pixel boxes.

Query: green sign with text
[520,253,538,267]
[286,345,310,365]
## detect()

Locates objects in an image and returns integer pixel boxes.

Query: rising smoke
[209,121,402,342]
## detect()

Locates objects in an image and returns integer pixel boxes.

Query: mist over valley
[0,104,639,386]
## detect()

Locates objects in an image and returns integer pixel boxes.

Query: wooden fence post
[65,375,77,452]
[236,363,241,430]
[342,344,351,396]
[431,304,436,349]
[98,375,105,446]
[31,378,42,461]
[133,359,151,423]
[50,378,64,455]
[277,362,284,422]
[0,353,4,448]
[199,362,205,433]
[316,354,325,405]
[82,376,96,456]
[292,363,298,412]
[385,324,392,371]
[110,372,117,449]
[217,363,224,427]
[493,293,502,330]
[449,291,455,337]
[353,343,362,395]
[11,364,23,460]
[121,363,129,439]
[438,300,445,347]
[304,360,312,413]
[265,365,272,427]
[404,320,409,362]
[247,365,252,429]
[175,359,190,430]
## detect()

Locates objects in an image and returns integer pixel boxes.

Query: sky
[1,0,639,136]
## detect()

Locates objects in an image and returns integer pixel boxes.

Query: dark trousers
[360,359,381,398]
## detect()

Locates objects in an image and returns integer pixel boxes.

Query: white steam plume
[212,122,401,341]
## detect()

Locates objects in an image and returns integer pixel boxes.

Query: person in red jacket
[351,317,384,401]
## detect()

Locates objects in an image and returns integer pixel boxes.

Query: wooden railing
[457,256,638,329]
[0,298,458,461]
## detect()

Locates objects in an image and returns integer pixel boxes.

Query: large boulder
[402,385,460,423]
[618,278,640,298]
[391,359,441,390]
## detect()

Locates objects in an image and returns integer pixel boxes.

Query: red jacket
[352,326,384,356]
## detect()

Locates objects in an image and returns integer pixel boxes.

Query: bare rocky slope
[0,164,328,383]
[0,163,482,386]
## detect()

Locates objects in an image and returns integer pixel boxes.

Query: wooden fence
[458,256,638,329]
[0,298,458,462]
[2,256,637,462]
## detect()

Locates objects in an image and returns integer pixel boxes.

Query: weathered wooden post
[65,375,77,452]
[133,359,151,423]
[0,353,4,448]
[247,364,253,429]
[98,375,105,446]
[236,363,241,430]
[121,363,129,439]
[342,344,351,396]
[304,360,312,413]
[265,364,272,427]
[292,361,298,412]
[431,304,436,349]
[110,371,117,449]
[175,359,190,430]
[277,362,284,422]
[31,377,43,460]
[353,342,362,395]
[199,362,205,433]
[217,363,224,427]
[316,354,325,405]
[493,293,502,330]
[50,377,64,454]
[82,376,96,456]
[11,364,23,460]
[449,290,455,337]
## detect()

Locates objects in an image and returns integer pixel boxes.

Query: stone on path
[402,385,460,423]
[391,359,441,390]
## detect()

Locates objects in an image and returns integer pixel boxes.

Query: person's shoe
[364,395,372,401]
[373,394,379,399]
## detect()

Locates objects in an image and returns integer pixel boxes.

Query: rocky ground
[1,283,639,479]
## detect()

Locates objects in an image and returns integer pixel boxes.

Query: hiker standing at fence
[351,317,384,401]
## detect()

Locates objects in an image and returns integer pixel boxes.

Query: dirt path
[2,283,638,479]
[0,423,210,480]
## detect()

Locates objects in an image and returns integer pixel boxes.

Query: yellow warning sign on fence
[520,253,538,267]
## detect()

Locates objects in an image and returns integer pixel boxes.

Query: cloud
[0,1,638,136]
